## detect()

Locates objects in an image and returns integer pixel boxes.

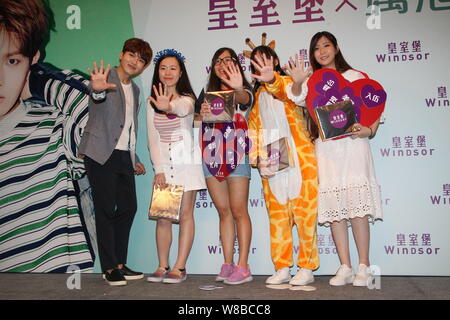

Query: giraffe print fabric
[248,73,320,271]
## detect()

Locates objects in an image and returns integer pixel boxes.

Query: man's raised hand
[88,60,117,92]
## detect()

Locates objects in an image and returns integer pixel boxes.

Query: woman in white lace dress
[284,31,383,287]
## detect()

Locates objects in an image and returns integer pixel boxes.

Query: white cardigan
[147,96,205,191]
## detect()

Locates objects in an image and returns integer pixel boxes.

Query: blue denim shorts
[202,155,251,179]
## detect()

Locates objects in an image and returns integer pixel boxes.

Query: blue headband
[153,48,186,64]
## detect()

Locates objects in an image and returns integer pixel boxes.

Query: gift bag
[259,137,294,172]
[202,90,235,123]
[149,184,184,223]
[314,100,357,141]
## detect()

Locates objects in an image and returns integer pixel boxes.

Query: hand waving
[88,60,116,92]
[250,54,275,83]
[218,62,244,90]
[148,83,172,113]
[283,54,312,85]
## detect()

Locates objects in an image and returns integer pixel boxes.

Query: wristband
[92,90,106,101]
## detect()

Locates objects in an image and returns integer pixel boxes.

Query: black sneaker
[119,265,144,280]
[104,269,127,286]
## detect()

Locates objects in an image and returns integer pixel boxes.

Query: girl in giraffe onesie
[248,45,319,286]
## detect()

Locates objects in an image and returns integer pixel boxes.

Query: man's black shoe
[104,269,127,286]
[119,265,144,280]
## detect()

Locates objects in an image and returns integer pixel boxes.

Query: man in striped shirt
[0,0,94,272]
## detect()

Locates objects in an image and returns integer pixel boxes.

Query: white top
[147,95,197,174]
[147,95,206,191]
[153,112,182,143]
[115,82,135,150]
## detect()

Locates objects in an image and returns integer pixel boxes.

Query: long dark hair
[306,32,353,140]
[250,45,286,92]
[206,47,252,92]
[150,53,196,113]
[309,31,352,73]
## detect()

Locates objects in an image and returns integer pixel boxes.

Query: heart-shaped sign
[200,113,250,181]
[306,68,386,127]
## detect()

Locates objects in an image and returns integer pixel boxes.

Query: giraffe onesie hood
[248,72,319,271]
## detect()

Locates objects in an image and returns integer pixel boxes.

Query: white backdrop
[121,0,450,276]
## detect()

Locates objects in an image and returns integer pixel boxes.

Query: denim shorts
[202,155,251,179]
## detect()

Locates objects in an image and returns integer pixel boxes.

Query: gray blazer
[79,68,141,166]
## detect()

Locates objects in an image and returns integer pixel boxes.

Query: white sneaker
[289,268,314,286]
[329,264,355,286]
[265,267,291,285]
[353,264,372,287]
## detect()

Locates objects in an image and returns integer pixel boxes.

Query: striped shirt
[0,70,94,272]
[153,112,182,143]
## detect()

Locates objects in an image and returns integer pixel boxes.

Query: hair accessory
[153,48,186,64]
[243,33,276,58]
